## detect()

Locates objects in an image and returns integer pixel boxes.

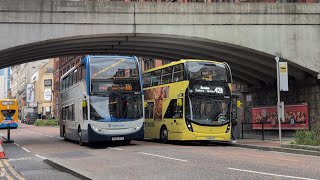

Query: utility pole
[275,56,282,144]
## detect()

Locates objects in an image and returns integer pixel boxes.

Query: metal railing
[241,122,265,140]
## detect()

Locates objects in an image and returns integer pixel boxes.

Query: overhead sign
[44,79,52,86]
[28,102,37,108]
[26,84,34,102]
[44,89,52,101]
[279,62,288,91]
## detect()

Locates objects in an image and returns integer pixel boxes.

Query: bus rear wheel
[160,126,168,144]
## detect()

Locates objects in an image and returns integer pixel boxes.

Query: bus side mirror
[237,100,242,108]
[144,102,148,108]
[177,99,183,107]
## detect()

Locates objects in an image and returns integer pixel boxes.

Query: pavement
[234,134,320,156]
[2,124,320,180]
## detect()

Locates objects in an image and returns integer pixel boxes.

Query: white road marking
[228,167,317,180]
[35,154,47,159]
[138,152,189,162]
[13,143,20,147]
[109,147,124,151]
[8,157,32,162]
[22,147,30,153]
[44,135,54,138]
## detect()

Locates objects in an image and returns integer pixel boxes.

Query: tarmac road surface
[1,123,319,180]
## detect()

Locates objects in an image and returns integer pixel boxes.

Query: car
[24,112,37,125]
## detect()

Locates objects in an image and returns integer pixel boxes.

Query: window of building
[162,60,171,65]
[143,58,155,71]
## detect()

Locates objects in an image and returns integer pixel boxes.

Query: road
[1,123,319,180]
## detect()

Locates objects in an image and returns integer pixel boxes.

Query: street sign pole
[275,56,282,144]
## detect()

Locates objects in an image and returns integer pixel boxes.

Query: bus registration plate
[112,137,124,141]
[206,136,215,140]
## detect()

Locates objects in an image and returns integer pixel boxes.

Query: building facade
[0,68,11,99]
[139,57,171,71]
[32,60,55,118]
[10,60,50,114]
[0,75,4,99]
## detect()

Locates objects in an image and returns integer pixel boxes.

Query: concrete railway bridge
[0,0,320,127]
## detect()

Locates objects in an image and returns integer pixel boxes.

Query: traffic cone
[0,140,5,159]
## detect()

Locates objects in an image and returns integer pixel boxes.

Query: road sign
[28,102,37,107]
[279,62,288,91]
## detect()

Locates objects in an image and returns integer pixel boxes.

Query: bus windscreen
[90,57,139,79]
[188,62,227,82]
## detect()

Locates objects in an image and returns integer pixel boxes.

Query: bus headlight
[185,119,193,132]
[133,123,143,131]
[92,124,102,132]
[225,123,231,133]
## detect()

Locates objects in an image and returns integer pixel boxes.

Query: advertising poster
[26,84,34,102]
[252,104,308,130]
[144,86,169,121]
[44,89,52,101]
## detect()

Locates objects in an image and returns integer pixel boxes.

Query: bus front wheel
[160,126,168,144]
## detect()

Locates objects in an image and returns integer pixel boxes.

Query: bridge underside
[0,34,316,86]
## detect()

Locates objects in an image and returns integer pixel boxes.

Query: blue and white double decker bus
[59,55,144,145]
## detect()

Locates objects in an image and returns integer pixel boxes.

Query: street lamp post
[275,56,282,144]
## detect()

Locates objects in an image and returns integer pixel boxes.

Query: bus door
[163,99,184,134]
[64,103,76,139]
[75,97,81,129]
[144,101,155,138]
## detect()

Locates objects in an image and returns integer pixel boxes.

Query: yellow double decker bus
[0,99,19,128]
[143,59,236,143]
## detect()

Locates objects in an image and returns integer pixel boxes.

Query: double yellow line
[0,159,25,180]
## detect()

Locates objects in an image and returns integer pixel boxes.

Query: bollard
[7,124,10,141]
[262,122,265,141]
[3,123,14,143]
[241,123,244,139]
